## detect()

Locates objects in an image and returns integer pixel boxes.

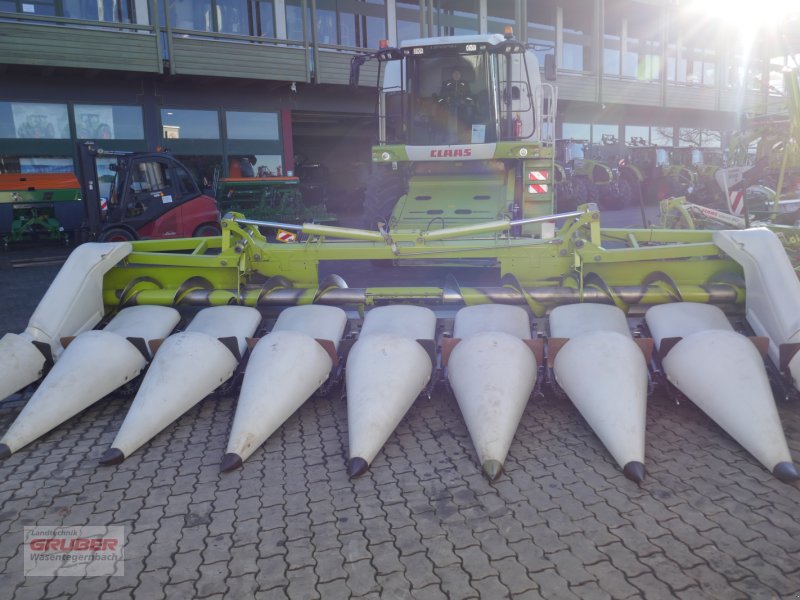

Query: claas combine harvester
[0,32,799,485]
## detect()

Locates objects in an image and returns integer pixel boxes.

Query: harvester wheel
[193,223,222,237]
[99,227,135,243]
[363,168,407,229]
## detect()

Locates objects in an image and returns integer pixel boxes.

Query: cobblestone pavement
[1,238,799,599]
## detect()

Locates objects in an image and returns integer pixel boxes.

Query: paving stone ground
[1,234,800,599]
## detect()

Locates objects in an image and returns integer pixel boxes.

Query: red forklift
[78,142,220,243]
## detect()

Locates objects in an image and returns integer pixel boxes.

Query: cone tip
[348,457,369,478]
[0,443,10,460]
[623,461,646,484]
[773,461,800,482]
[482,459,504,482]
[98,448,125,466]
[220,453,243,473]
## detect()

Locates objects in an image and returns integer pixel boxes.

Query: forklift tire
[193,223,222,237]
[99,227,136,243]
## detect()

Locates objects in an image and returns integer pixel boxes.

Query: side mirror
[544,54,556,82]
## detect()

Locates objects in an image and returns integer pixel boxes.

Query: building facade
[0,0,791,205]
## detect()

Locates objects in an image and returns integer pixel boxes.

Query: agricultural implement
[0,33,798,485]
[0,207,799,483]
[214,175,334,230]
[0,172,82,248]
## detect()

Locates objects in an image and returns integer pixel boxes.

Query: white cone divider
[452,303,532,339]
[448,305,536,480]
[0,333,47,404]
[549,304,648,482]
[0,306,180,458]
[100,306,261,464]
[647,303,798,481]
[0,242,132,403]
[223,306,347,471]
[712,229,800,388]
[346,306,436,476]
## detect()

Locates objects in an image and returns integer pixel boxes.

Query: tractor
[554,139,618,210]
[618,138,695,207]
[0,173,82,248]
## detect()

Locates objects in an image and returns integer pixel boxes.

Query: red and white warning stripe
[728,190,744,216]
[528,170,549,181]
[276,229,297,243]
[528,184,549,194]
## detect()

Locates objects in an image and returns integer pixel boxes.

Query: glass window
[338,0,386,49]
[700,130,721,148]
[561,0,592,72]
[592,124,618,144]
[173,155,222,191]
[651,126,673,146]
[131,160,172,193]
[285,0,311,41]
[168,0,248,33]
[666,10,716,86]
[487,1,514,36]
[62,0,135,22]
[727,50,764,92]
[0,156,74,174]
[677,128,701,147]
[2,1,56,16]
[526,1,555,66]
[562,122,590,140]
[227,154,283,177]
[625,125,649,145]
[309,0,386,48]
[255,0,275,37]
[432,0,478,37]
[0,102,70,139]
[624,4,660,81]
[216,0,248,34]
[316,0,337,44]
[170,0,212,30]
[74,105,144,140]
[396,0,421,43]
[603,5,621,76]
[225,111,279,140]
[161,109,220,140]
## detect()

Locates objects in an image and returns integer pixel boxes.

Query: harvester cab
[352,31,557,235]
[77,142,221,243]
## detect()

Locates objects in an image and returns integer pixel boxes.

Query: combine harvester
[0,31,798,483]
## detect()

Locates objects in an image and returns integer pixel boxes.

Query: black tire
[99,227,136,243]
[584,179,600,205]
[555,182,577,212]
[599,182,625,210]
[571,176,590,207]
[362,167,408,229]
[617,176,637,208]
[193,223,222,237]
